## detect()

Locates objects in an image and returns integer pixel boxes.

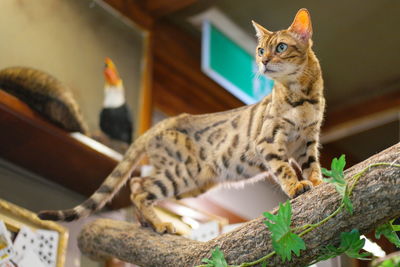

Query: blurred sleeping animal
[0,67,89,134]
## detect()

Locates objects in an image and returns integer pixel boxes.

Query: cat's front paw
[153,222,176,234]
[308,170,323,186]
[289,180,313,198]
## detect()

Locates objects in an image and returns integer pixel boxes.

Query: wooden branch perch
[78,143,400,267]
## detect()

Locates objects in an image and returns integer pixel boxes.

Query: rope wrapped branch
[78,143,400,267]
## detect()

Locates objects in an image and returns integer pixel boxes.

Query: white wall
[0,0,144,133]
[0,159,84,213]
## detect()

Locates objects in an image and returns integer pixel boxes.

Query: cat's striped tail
[37,141,145,222]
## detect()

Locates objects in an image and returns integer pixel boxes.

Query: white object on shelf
[188,221,219,242]
[70,133,123,161]
[222,223,243,234]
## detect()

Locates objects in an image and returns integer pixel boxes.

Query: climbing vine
[198,156,400,267]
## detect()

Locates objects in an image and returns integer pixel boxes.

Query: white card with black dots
[12,226,58,267]
[0,221,14,264]
[35,230,58,267]
[12,226,37,263]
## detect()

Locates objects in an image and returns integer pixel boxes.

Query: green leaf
[272,232,306,261]
[375,219,400,248]
[263,201,306,262]
[377,259,397,267]
[322,155,353,214]
[376,255,400,267]
[321,168,332,177]
[329,155,346,178]
[391,219,400,232]
[342,194,354,215]
[201,247,228,267]
[340,230,370,259]
[316,229,371,262]
[378,260,395,267]
[335,155,346,174]
[261,261,267,267]
[323,155,346,182]
[393,225,400,231]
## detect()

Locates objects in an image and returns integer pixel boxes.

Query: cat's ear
[288,8,312,42]
[252,20,272,39]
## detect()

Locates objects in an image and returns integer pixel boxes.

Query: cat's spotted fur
[38,8,325,234]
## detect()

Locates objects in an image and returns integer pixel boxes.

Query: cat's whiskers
[252,69,262,81]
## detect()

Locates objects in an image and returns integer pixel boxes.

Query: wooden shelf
[0,90,131,209]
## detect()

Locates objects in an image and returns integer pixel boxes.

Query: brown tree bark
[78,143,400,267]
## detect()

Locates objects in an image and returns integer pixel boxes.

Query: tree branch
[78,143,400,267]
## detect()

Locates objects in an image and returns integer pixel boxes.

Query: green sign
[202,21,273,104]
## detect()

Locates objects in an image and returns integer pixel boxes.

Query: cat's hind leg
[130,130,205,233]
[129,166,212,233]
[129,176,175,233]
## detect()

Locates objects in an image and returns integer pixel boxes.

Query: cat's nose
[262,59,270,66]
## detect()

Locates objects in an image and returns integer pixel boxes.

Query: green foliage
[376,259,400,267]
[263,201,306,262]
[261,261,267,267]
[201,247,228,267]
[375,219,400,248]
[316,229,371,262]
[322,154,346,180]
[322,155,354,214]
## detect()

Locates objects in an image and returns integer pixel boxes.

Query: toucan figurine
[100,57,133,144]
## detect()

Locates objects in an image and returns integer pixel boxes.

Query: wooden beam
[152,20,243,116]
[137,32,154,135]
[142,0,198,17]
[102,0,154,30]
[322,90,400,143]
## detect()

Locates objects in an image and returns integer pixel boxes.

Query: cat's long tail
[38,138,146,221]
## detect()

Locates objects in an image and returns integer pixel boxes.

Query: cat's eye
[276,43,288,53]
[258,47,265,57]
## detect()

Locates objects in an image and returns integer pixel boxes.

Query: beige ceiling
[169,0,400,111]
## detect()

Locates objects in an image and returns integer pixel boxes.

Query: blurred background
[0,0,398,267]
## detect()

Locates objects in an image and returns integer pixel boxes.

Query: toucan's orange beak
[104,57,121,86]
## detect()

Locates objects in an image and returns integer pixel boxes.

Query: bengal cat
[38,8,325,234]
